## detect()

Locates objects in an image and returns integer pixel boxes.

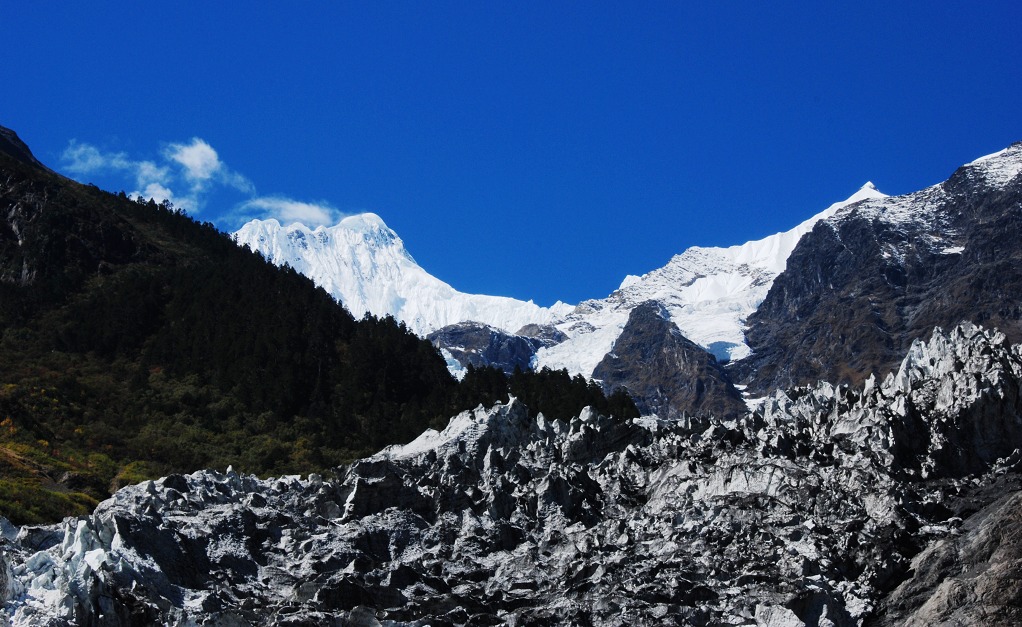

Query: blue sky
[4,2,1021,306]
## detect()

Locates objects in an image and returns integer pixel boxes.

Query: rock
[741,143,1022,394]
[593,300,747,420]
[869,489,1022,626]
[5,323,1022,625]
[427,321,550,374]
[0,126,51,172]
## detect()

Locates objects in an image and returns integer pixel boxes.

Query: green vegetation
[0,154,637,524]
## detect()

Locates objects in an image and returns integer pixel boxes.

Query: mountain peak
[338,212,390,233]
[842,180,888,205]
[0,125,50,171]
[234,213,567,336]
[964,142,1022,187]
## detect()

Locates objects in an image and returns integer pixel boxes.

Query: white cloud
[61,141,132,174]
[220,169,256,194]
[127,183,200,213]
[59,138,342,228]
[60,137,254,214]
[62,142,178,205]
[165,138,254,194]
[165,138,220,181]
[135,161,171,189]
[238,196,342,226]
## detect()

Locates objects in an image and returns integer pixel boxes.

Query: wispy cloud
[236,196,343,227]
[164,138,254,195]
[60,138,251,214]
[60,137,346,228]
[63,142,132,173]
[62,140,186,208]
[166,139,220,181]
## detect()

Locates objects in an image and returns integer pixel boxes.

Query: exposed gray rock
[428,321,559,375]
[515,323,567,345]
[741,142,1022,394]
[5,323,1022,625]
[593,301,746,419]
[870,486,1022,626]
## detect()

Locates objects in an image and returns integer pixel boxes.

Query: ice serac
[534,181,888,376]
[233,214,570,337]
[742,141,1022,393]
[7,323,1022,625]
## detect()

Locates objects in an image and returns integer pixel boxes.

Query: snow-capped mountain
[8,123,1022,626]
[742,141,1022,392]
[233,142,1022,400]
[235,185,888,381]
[533,182,888,376]
[233,214,571,336]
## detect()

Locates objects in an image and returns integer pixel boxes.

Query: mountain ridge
[741,141,1022,392]
[533,180,889,379]
[4,123,1022,624]
[234,215,571,336]
[235,180,890,385]
[0,126,630,523]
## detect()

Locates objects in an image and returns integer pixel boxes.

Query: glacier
[6,323,1022,625]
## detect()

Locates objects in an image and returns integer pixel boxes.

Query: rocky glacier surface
[4,323,1022,625]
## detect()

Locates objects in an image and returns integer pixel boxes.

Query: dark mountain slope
[740,143,1022,393]
[593,301,745,419]
[0,125,636,524]
[0,126,50,171]
[0,129,461,522]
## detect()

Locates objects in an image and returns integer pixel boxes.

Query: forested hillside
[0,129,635,523]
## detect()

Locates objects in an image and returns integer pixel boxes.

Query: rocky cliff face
[426,321,558,376]
[5,323,1022,625]
[592,301,746,419]
[870,485,1022,626]
[741,143,1022,394]
[0,127,50,173]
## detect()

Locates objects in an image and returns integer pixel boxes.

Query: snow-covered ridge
[967,142,1022,187]
[535,182,889,374]
[235,182,890,377]
[234,214,571,336]
[826,143,1022,232]
[233,143,1020,380]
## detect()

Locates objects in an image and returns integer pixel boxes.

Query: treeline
[0,154,637,523]
[455,364,639,424]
